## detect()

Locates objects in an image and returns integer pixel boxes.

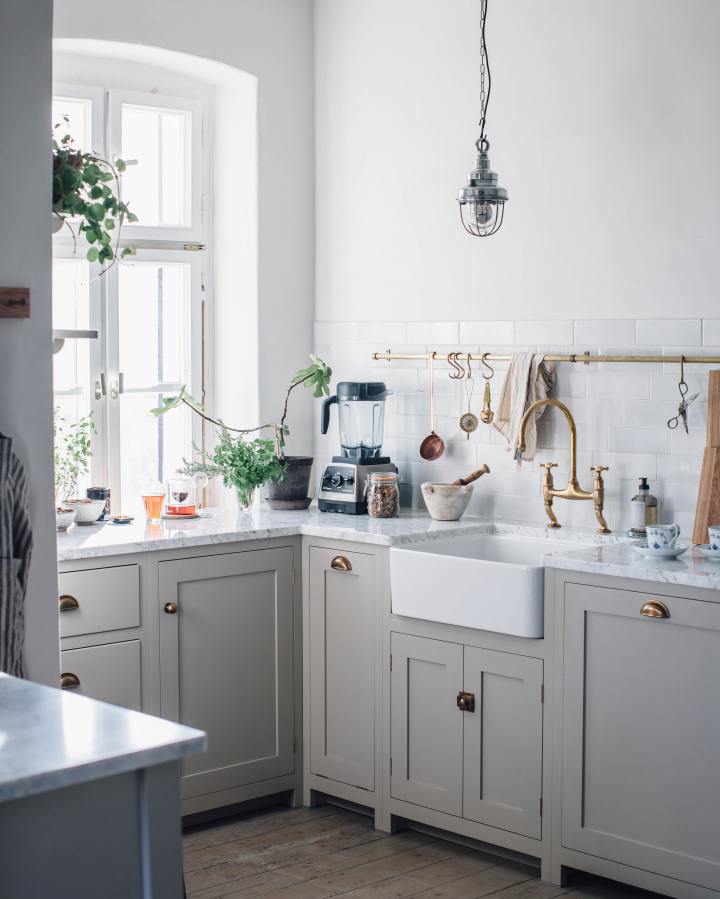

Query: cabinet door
[563,583,720,891]
[60,640,142,710]
[463,648,543,839]
[390,633,463,816]
[159,548,295,800]
[308,547,375,790]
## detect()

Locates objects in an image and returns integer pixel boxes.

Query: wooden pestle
[452,464,490,487]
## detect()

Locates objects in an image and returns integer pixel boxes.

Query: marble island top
[56,507,720,591]
[0,674,206,802]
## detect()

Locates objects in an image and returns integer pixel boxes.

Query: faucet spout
[517,398,579,481]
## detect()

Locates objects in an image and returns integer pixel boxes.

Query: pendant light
[458,0,508,237]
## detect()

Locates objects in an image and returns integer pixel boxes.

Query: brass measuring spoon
[459,355,479,439]
[480,353,495,424]
[420,353,445,460]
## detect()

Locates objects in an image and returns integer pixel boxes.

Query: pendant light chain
[478,0,491,148]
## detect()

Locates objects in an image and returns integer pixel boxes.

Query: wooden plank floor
[183,805,664,899]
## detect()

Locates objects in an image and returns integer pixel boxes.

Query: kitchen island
[0,673,205,899]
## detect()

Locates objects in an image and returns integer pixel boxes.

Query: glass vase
[235,487,256,511]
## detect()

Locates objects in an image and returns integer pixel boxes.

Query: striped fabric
[0,436,32,678]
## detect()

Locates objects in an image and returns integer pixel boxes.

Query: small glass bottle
[366,472,400,518]
[630,477,658,534]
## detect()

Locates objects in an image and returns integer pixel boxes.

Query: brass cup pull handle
[640,600,670,619]
[60,672,80,690]
[457,691,476,712]
[59,594,80,612]
[330,556,352,572]
[164,602,178,615]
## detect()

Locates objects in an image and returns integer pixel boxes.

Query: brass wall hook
[480,353,494,380]
[448,352,465,380]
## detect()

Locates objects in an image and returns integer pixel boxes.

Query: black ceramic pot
[265,456,313,508]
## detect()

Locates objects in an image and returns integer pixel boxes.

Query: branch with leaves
[151,355,332,460]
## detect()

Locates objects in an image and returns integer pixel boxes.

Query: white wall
[54,0,316,454]
[0,0,59,683]
[315,0,720,322]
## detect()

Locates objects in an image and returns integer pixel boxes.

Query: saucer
[696,545,720,562]
[632,542,689,560]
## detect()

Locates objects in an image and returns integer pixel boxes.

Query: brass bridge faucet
[516,398,611,534]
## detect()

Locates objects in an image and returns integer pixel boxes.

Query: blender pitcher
[321,382,390,460]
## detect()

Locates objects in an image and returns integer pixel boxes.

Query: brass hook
[480,353,494,381]
[448,352,465,380]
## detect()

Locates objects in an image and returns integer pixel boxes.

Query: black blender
[318,382,396,513]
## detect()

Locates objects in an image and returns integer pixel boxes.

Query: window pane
[117,260,193,512]
[121,104,192,227]
[52,96,92,152]
[52,258,93,500]
[118,393,192,515]
[118,261,191,387]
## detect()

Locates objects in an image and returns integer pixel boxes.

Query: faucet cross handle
[591,465,609,475]
[540,462,559,470]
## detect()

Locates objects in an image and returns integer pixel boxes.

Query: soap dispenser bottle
[630,477,657,535]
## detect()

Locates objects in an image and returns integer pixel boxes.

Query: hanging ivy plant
[52,117,138,273]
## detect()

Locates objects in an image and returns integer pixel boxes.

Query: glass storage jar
[366,471,400,518]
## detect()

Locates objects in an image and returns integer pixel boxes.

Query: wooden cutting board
[692,370,720,544]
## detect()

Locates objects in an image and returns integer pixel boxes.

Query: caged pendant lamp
[458,0,508,237]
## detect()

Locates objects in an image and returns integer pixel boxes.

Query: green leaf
[86,247,99,262]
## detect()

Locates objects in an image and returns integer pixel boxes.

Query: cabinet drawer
[58,565,140,638]
[60,640,142,711]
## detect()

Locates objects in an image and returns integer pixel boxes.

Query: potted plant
[152,355,332,509]
[52,118,138,272]
[178,429,284,510]
[53,410,104,527]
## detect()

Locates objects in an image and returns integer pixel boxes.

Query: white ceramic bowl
[66,498,106,526]
[421,483,474,521]
[55,508,76,531]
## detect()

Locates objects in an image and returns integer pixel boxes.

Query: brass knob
[164,602,178,615]
[330,556,352,572]
[640,600,670,619]
[456,691,476,712]
[60,673,80,690]
[59,594,80,612]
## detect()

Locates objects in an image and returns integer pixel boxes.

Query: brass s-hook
[448,352,465,380]
[481,353,494,380]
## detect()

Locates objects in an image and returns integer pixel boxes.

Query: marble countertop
[543,542,720,591]
[57,507,504,561]
[0,674,206,802]
[56,506,720,591]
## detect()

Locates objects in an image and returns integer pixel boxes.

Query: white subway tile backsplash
[636,319,702,346]
[703,320,720,345]
[314,321,406,345]
[406,321,460,344]
[586,372,650,399]
[574,320,636,346]
[315,318,712,533]
[515,320,573,345]
[608,428,671,455]
[459,321,515,344]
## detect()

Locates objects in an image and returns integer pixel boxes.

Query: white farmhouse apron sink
[390,534,563,638]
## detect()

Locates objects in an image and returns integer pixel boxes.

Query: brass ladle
[420,352,445,460]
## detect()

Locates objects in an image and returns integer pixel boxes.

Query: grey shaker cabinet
[60,640,142,711]
[463,646,543,839]
[391,633,543,838]
[308,546,376,792]
[561,582,720,892]
[390,633,464,816]
[159,547,296,807]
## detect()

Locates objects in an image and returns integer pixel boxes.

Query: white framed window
[52,78,209,513]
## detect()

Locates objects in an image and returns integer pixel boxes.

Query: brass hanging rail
[372,351,720,365]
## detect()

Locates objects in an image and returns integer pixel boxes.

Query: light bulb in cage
[458,140,507,237]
